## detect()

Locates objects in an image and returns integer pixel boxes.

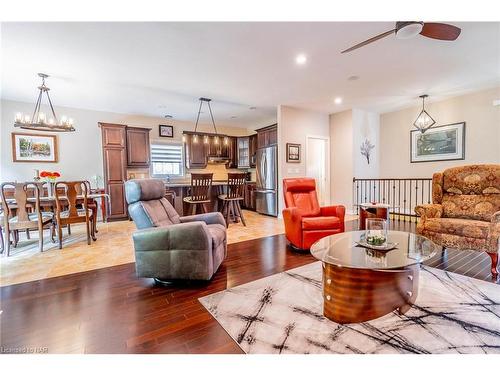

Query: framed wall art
[286,143,301,163]
[12,132,58,163]
[410,122,465,163]
[159,125,174,138]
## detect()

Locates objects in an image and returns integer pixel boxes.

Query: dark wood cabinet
[126,127,151,167]
[237,137,250,168]
[257,124,278,149]
[184,133,208,169]
[99,123,128,220]
[243,182,257,211]
[226,136,238,169]
[249,134,257,168]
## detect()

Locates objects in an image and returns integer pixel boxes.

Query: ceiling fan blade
[341,29,396,53]
[420,22,461,40]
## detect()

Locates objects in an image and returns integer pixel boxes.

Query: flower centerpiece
[40,171,61,197]
[40,170,61,182]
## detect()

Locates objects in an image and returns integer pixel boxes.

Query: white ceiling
[1,22,499,128]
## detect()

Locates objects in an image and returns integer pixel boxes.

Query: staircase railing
[353,177,433,222]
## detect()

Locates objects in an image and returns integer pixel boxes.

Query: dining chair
[183,173,213,215]
[218,173,247,227]
[0,182,55,256]
[75,180,99,235]
[54,181,96,249]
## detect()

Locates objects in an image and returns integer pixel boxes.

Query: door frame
[305,135,331,205]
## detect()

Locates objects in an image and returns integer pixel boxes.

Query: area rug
[199,262,500,354]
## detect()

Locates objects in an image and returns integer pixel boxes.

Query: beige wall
[379,87,500,178]
[277,105,330,214]
[330,110,354,212]
[0,99,253,183]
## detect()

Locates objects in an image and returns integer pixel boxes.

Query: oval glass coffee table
[310,231,440,324]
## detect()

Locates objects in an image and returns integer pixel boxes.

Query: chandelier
[14,73,75,132]
[413,94,436,133]
[184,97,228,145]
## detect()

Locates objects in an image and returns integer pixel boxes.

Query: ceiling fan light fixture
[413,94,436,133]
[395,22,424,40]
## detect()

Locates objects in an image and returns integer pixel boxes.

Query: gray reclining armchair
[125,179,227,282]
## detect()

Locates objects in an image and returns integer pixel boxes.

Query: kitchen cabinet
[237,137,250,168]
[126,127,151,167]
[99,123,128,220]
[249,134,257,168]
[226,136,238,169]
[256,124,278,148]
[243,182,257,211]
[184,133,208,169]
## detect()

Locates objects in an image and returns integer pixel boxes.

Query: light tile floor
[0,210,356,286]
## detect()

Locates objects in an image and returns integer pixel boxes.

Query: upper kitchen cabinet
[237,137,250,168]
[257,124,278,148]
[126,127,151,167]
[249,134,257,168]
[184,133,208,169]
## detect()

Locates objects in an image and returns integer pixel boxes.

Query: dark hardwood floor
[1,220,498,354]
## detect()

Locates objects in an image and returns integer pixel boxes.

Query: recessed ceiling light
[348,75,360,81]
[295,54,307,65]
[334,97,343,105]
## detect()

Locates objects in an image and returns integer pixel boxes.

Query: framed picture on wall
[11,133,58,163]
[159,125,174,138]
[286,143,301,163]
[410,122,465,163]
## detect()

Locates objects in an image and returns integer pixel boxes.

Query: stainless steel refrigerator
[256,145,278,216]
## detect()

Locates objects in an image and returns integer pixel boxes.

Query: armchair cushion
[302,216,341,230]
[442,194,499,221]
[423,218,490,240]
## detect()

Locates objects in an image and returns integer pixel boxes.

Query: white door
[306,136,330,206]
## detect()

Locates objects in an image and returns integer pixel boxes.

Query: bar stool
[183,173,213,215]
[219,173,246,227]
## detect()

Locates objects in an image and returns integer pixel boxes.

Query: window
[150,143,184,177]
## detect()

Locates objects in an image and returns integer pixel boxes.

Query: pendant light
[413,94,436,133]
[14,73,75,132]
[184,97,219,142]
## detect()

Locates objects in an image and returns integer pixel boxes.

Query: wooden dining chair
[54,181,96,249]
[75,180,99,235]
[218,173,247,227]
[183,173,213,215]
[0,182,55,256]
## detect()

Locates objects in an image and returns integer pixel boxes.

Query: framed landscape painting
[410,122,465,163]
[12,133,58,163]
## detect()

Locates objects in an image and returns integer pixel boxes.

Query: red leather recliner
[282,178,345,251]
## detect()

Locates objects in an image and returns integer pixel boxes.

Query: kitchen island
[164,180,257,215]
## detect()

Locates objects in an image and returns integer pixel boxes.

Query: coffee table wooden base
[322,263,419,324]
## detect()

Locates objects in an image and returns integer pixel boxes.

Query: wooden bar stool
[183,173,213,215]
[219,173,246,227]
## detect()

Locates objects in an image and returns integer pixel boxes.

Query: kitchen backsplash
[186,163,255,181]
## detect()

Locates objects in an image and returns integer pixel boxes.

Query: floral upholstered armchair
[415,165,500,278]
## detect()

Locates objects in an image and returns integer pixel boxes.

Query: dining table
[1,192,111,222]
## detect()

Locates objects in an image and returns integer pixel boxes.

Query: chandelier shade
[413,94,436,133]
[14,73,75,132]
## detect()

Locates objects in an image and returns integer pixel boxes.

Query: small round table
[310,231,439,324]
[359,203,390,230]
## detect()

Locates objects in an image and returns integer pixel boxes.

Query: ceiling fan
[341,22,461,53]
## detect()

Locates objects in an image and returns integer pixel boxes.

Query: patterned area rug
[199,262,500,354]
